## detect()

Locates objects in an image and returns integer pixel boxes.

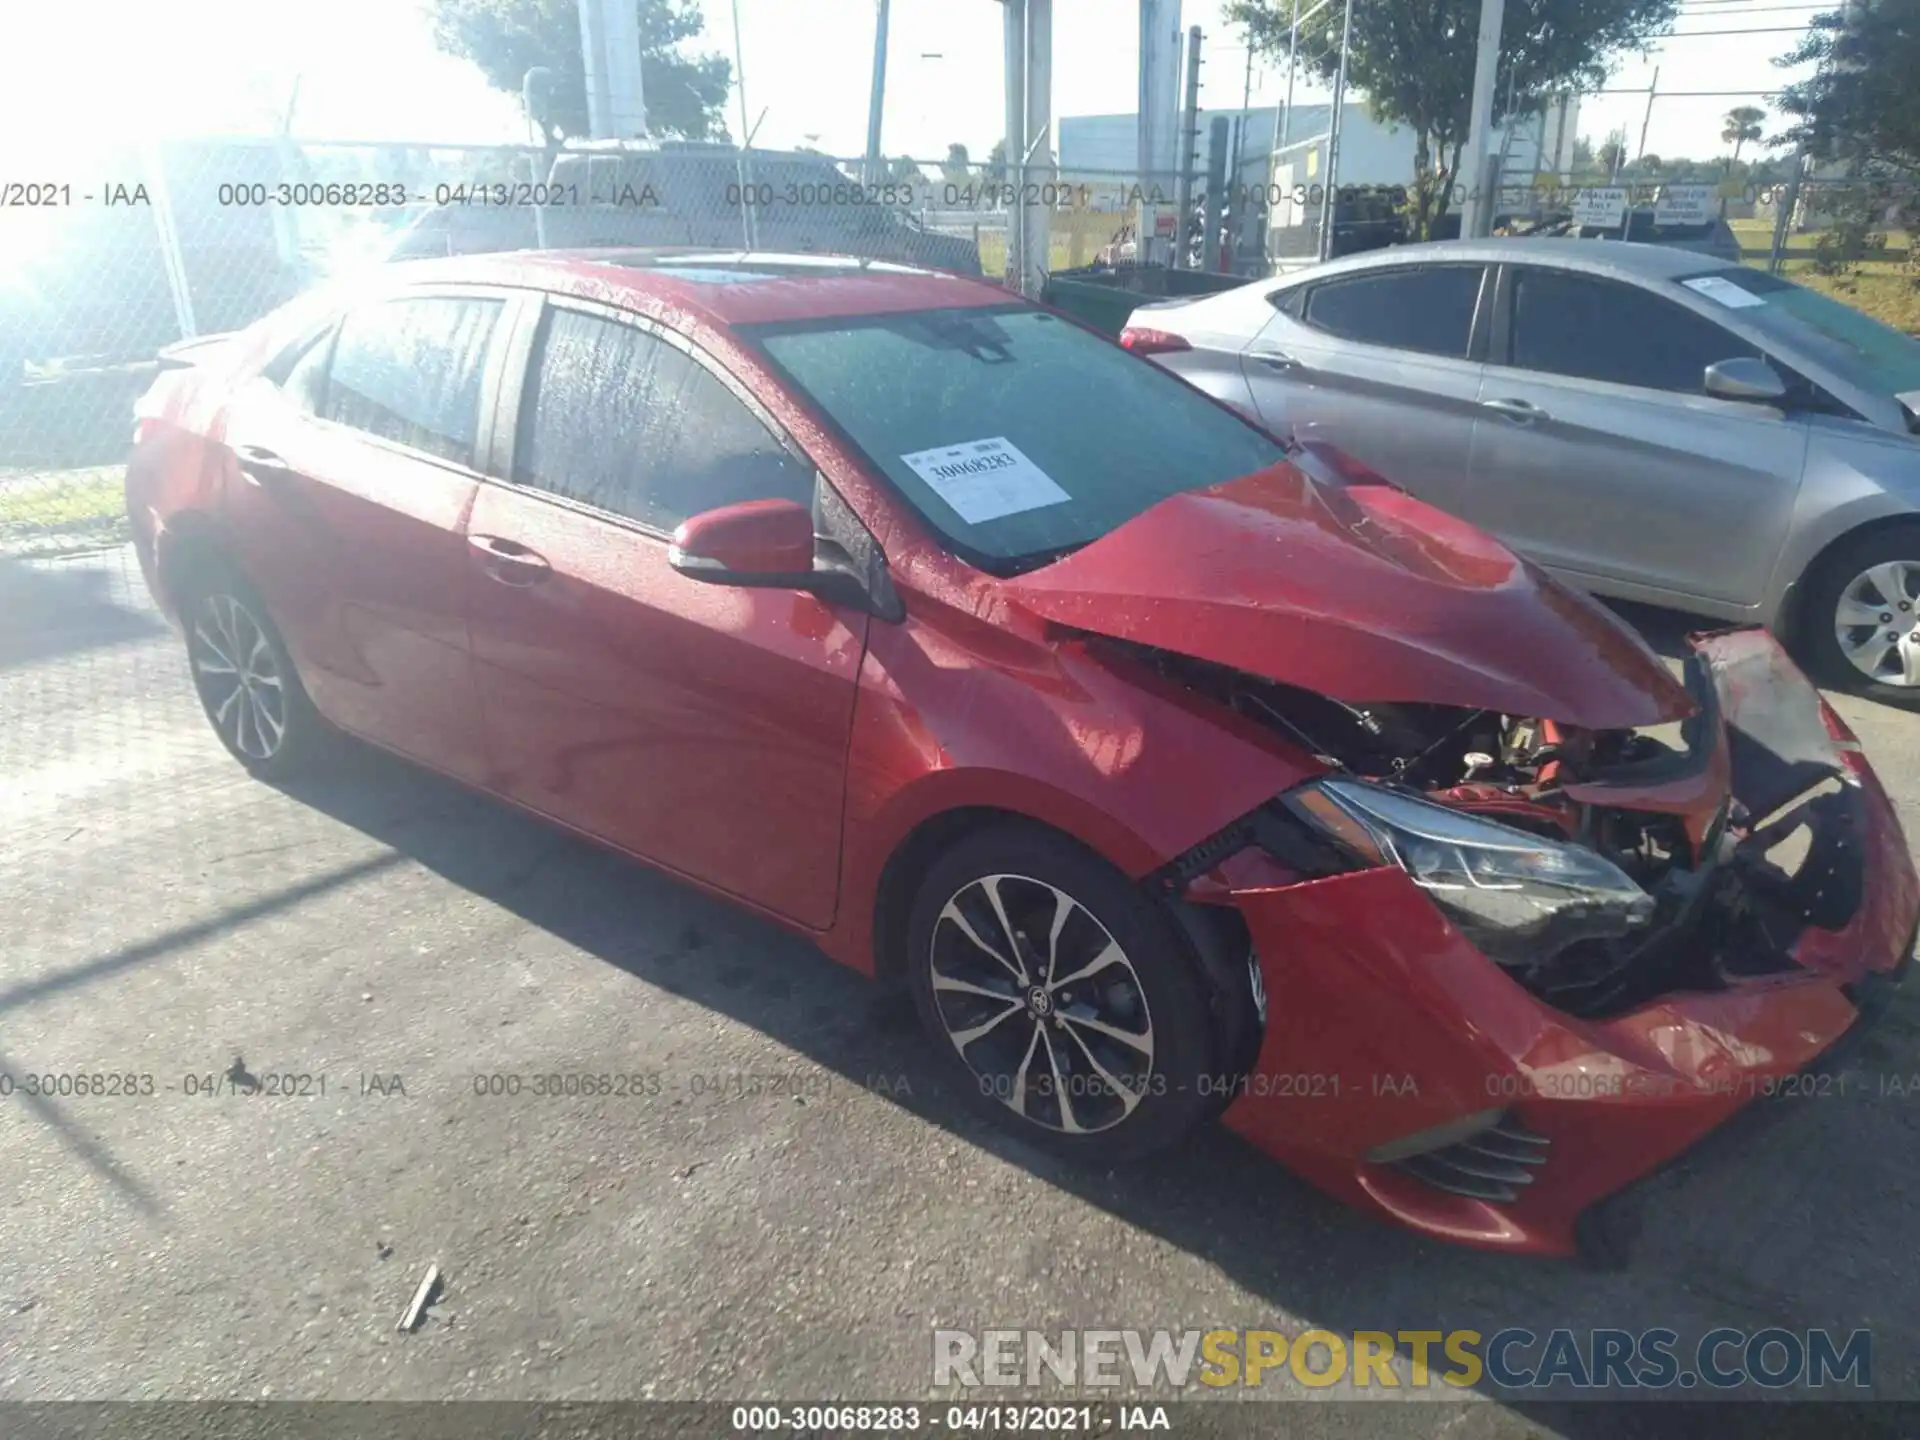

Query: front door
[464,299,866,929]
[1468,264,1809,609]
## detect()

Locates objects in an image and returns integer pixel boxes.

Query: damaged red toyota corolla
[126,252,1918,1261]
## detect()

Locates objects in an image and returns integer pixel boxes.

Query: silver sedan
[1124,237,1920,704]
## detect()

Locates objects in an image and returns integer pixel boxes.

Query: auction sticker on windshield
[1682,274,1766,309]
[900,437,1070,524]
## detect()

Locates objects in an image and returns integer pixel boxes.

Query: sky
[0,0,1824,171]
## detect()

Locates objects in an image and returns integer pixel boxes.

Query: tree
[1598,132,1627,177]
[1721,105,1767,165]
[430,0,732,142]
[1637,152,1662,175]
[1227,0,1679,238]
[1572,134,1595,169]
[985,139,1008,187]
[885,155,926,187]
[941,143,975,188]
[1776,2,1920,176]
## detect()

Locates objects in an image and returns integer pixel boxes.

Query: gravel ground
[3,546,1918,1436]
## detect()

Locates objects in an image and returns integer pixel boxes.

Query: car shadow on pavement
[276,737,1920,1420]
[0,552,165,671]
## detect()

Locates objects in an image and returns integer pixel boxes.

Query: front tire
[905,825,1224,1162]
[1797,524,1920,707]
[181,563,329,779]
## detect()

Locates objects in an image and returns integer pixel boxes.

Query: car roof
[386,247,1008,326]
[1275,237,1734,286]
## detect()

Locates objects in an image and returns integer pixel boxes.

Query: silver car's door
[1244,263,1491,517]
[1469,263,1810,610]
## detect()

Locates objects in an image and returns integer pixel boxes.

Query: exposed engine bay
[1110,633,1863,1021]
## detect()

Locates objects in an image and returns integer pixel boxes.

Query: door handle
[1482,397,1549,425]
[234,444,295,487]
[1250,348,1301,371]
[469,533,552,587]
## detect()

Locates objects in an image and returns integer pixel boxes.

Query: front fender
[1765,424,1920,629]
[818,614,1318,975]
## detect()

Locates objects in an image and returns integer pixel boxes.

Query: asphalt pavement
[3,546,1918,1435]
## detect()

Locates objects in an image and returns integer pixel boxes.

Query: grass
[1730,220,1920,333]
[0,466,131,554]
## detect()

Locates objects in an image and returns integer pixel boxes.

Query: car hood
[1004,462,1695,729]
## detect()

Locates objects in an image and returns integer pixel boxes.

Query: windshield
[744,305,1288,570]
[1676,267,1920,400]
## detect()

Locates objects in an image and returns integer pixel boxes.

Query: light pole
[864,0,891,186]
[1459,0,1507,239]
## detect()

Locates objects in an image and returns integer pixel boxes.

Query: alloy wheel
[1833,560,1920,687]
[189,592,288,761]
[927,873,1155,1136]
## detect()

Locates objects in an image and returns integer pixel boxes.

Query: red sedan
[126,250,1917,1260]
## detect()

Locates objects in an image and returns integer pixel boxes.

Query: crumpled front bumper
[1215,628,1919,1257]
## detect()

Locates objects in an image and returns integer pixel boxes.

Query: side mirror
[669,498,817,586]
[1703,356,1788,404]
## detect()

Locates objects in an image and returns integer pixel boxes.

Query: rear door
[464,298,867,928]
[218,289,510,779]
[1469,264,1810,608]
[1243,263,1491,518]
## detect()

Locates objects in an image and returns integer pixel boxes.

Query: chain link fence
[6,131,1916,563]
[0,138,1208,564]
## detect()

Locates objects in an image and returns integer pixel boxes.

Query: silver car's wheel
[928,873,1155,1137]
[190,592,289,760]
[1833,560,1920,688]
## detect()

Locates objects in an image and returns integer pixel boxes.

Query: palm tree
[1721,106,1767,165]
[1717,106,1768,216]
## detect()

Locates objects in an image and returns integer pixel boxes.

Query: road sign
[1654,184,1715,226]
[1570,187,1627,228]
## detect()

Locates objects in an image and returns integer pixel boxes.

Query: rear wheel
[906,825,1225,1162]
[1797,525,1920,706]
[181,564,329,778]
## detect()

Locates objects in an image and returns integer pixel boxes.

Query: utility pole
[1022,0,1054,297]
[1174,24,1202,270]
[863,0,891,186]
[1137,0,1183,270]
[1234,27,1255,183]
[578,0,647,139]
[1315,0,1354,261]
[1277,0,1301,152]
[1636,66,1660,164]
[730,0,756,248]
[1003,0,1027,291]
[1458,0,1506,239]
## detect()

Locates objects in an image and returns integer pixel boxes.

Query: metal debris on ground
[397,1264,441,1333]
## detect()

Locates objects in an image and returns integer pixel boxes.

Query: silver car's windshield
[1678,267,1920,401]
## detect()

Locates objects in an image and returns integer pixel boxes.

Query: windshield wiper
[1000,539,1091,575]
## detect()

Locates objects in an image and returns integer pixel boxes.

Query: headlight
[1284,777,1654,965]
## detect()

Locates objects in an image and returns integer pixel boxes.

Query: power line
[1659,24,1817,35]
[1589,86,1784,95]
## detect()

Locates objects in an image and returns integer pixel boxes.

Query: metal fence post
[1769,151,1806,275]
[141,141,198,343]
[1316,0,1354,262]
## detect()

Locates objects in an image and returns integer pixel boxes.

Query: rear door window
[1300,266,1485,358]
[322,296,503,466]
